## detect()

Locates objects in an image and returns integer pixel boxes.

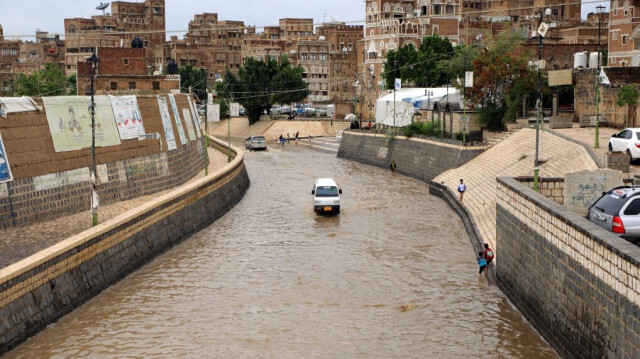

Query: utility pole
[595,5,605,149]
[534,9,548,192]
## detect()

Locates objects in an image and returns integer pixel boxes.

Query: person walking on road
[477,251,487,277]
[295,131,299,144]
[457,179,468,202]
[279,134,285,147]
[483,243,495,274]
[390,161,397,175]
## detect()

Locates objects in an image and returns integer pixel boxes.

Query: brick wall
[0,137,249,354]
[496,177,640,358]
[337,131,486,181]
[0,94,207,227]
[515,177,565,204]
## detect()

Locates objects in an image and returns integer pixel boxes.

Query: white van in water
[312,178,342,214]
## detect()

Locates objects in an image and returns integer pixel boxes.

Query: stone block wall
[337,131,486,181]
[0,139,207,228]
[0,137,250,354]
[606,151,630,173]
[516,177,565,204]
[549,116,573,129]
[496,177,640,358]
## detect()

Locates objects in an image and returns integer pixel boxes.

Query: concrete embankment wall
[0,94,206,228]
[496,177,640,359]
[337,131,487,182]
[0,137,250,354]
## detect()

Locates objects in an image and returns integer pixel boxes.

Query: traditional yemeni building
[157,13,245,81]
[363,0,461,115]
[76,46,179,96]
[317,23,365,115]
[607,0,639,66]
[0,26,21,95]
[64,0,166,76]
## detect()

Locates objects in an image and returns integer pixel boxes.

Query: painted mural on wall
[157,96,177,151]
[109,95,146,140]
[0,133,13,184]
[168,94,188,145]
[182,108,197,141]
[43,96,121,152]
[187,96,202,138]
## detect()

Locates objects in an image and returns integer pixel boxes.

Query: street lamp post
[595,5,605,149]
[87,53,100,226]
[353,76,359,128]
[203,68,210,175]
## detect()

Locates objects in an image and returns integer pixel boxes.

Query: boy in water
[477,251,487,277]
[483,243,495,274]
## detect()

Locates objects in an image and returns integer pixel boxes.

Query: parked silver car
[245,136,267,151]
[588,186,640,245]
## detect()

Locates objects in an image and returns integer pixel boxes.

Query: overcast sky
[0,0,607,41]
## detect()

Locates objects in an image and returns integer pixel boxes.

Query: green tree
[217,56,309,125]
[467,32,537,130]
[382,35,455,89]
[13,63,75,96]
[179,65,207,102]
[616,84,639,127]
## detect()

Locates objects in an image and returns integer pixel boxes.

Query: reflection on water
[5,145,558,358]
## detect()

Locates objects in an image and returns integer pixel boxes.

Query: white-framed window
[611,57,616,63]
[612,31,618,40]
[623,35,628,45]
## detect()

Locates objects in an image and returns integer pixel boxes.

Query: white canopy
[375,87,460,127]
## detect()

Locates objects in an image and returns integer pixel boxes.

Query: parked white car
[609,128,640,161]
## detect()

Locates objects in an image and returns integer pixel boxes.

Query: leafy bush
[402,120,442,137]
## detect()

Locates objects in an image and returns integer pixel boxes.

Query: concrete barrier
[0,136,250,354]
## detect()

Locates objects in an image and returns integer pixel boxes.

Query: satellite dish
[96,2,109,15]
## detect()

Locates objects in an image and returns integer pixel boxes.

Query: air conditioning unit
[413,10,421,17]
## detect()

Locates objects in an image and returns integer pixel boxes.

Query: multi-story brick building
[297,39,330,103]
[0,26,20,95]
[363,0,461,115]
[607,0,638,66]
[64,0,166,75]
[76,47,179,96]
[154,13,245,81]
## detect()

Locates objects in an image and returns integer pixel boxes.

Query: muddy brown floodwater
[5,144,558,358]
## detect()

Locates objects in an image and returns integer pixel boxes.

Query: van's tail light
[612,216,626,234]
[635,143,640,148]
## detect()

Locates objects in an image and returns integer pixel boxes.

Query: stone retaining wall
[496,177,640,359]
[0,137,249,354]
[0,138,207,228]
[337,131,487,181]
[0,94,207,228]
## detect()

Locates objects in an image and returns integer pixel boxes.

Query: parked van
[312,178,342,214]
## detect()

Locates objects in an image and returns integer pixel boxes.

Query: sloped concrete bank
[0,137,250,354]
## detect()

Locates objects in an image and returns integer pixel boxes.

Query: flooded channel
[5,143,558,358]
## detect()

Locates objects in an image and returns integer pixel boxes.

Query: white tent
[375,87,460,127]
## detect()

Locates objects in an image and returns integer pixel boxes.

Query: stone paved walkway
[434,127,600,254]
[0,148,229,269]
